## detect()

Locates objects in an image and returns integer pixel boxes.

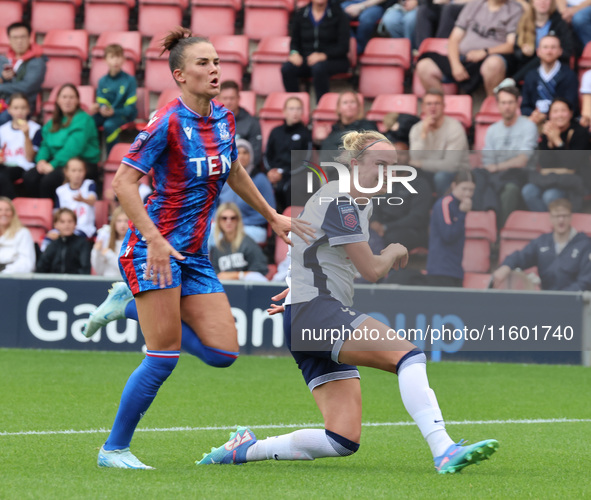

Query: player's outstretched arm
[113,163,185,288]
[345,241,408,283]
[227,160,315,245]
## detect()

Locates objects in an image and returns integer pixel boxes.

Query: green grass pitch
[1,348,590,499]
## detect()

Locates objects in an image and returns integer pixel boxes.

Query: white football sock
[398,360,455,458]
[246,429,344,461]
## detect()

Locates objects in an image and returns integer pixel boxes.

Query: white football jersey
[0,120,41,170]
[289,181,372,307]
[55,179,97,238]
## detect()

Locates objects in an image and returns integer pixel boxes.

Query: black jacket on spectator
[371,175,434,250]
[321,119,378,154]
[289,2,350,59]
[513,11,574,82]
[209,236,268,275]
[503,231,591,291]
[36,235,91,274]
[235,107,263,169]
[521,64,579,116]
[265,121,312,175]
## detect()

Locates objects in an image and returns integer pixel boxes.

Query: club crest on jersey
[218,122,230,140]
[338,205,359,231]
[129,131,150,153]
[183,126,193,140]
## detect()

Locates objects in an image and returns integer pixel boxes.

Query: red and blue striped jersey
[122,97,238,254]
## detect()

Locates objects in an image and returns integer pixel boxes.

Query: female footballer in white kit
[198,130,499,474]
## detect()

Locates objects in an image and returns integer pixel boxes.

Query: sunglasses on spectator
[221,216,237,221]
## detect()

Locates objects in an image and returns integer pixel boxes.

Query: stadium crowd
[1,0,591,290]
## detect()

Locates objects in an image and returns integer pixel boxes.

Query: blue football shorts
[285,295,369,391]
[119,229,224,296]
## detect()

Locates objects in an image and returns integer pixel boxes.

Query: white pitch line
[1,418,590,437]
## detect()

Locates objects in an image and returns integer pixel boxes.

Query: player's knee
[202,345,239,368]
[325,429,360,456]
[396,347,426,375]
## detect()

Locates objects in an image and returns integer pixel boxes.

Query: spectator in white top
[0,196,35,274]
[54,157,96,237]
[91,206,129,277]
[409,88,469,195]
[0,92,41,198]
[579,69,591,129]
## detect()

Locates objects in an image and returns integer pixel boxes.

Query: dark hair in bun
[160,26,211,75]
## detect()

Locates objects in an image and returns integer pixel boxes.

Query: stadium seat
[463,239,491,273]
[84,0,135,35]
[366,94,419,132]
[0,30,9,54]
[104,142,133,172]
[359,38,411,97]
[209,35,249,89]
[311,92,364,143]
[94,199,110,229]
[239,90,257,117]
[578,41,591,80]
[190,0,241,37]
[462,211,496,274]
[325,37,358,84]
[442,95,473,130]
[465,210,497,242]
[91,31,142,66]
[498,210,552,263]
[463,272,492,289]
[572,213,591,237]
[144,34,179,93]
[155,87,182,111]
[89,57,136,89]
[251,36,290,97]
[412,38,458,97]
[243,0,293,40]
[0,0,24,29]
[135,87,150,122]
[473,96,501,151]
[31,0,81,33]
[102,171,117,200]
[259,92,310,149]
[12,198,53,245]
[41,29,89,91]
[137,0,189,38]
[42,85,95,123]
[274,205,304,265]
